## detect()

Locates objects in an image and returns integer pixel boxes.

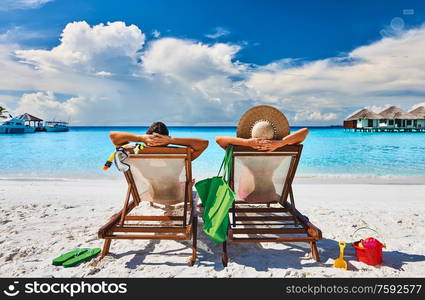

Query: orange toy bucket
[352,227,385,266]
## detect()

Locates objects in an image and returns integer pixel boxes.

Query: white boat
[0,118,36,134]
[45,121,69,132]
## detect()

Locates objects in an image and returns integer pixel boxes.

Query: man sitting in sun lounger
[109,121,208,160]
[109,122,208,204]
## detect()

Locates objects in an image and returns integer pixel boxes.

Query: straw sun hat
[236,105,290,140]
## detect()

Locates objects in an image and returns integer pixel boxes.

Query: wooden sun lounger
[221,144,322,266]
[98,146,198,266]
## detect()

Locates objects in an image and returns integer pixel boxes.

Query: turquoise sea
[1,126,424,182]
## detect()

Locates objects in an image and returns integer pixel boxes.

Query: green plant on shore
[0,105,9,119]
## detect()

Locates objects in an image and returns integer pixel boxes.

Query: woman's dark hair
[146,122,169,136]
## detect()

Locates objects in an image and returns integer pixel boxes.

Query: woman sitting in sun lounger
[215,105,308,203]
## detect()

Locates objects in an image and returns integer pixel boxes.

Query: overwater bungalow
[343,108,382,130]
[16,113,44,131]
[344,105,425,132]
[409,106,425,129]
[379,106,416,130]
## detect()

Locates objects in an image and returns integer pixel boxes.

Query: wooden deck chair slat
[233,222,300,226]
[128,155,187,159]
[104,234,189,240]
[234,216,295,221]
[231,207,289,213]
[110,226,188,233]
[230,236,317,243]
[124,216,183,221]
[231,228,308,234]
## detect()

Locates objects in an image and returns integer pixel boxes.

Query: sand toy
[333,241,348,270]
[352,227,385,266]
[353,237,384,265]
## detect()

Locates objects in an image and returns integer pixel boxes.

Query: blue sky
[3,0,425,64]
[1,0,425,125]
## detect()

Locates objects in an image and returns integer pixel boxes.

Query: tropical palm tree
[0,105,9,119]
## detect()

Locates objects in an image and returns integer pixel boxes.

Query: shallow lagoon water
[1,126,424,182]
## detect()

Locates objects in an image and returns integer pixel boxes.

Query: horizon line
[67,125,343,128]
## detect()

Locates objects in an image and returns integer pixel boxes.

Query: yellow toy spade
[333,241,348,270]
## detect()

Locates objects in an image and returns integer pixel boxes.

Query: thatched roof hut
[344,105,425,131]
[409,106,425,119]
[346,108,382,120]
[16,113,43,122]
[379,106,416,119]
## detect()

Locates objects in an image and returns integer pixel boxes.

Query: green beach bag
[195,146,234,243]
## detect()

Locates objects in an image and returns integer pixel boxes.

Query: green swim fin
[52,248,89,266]
[62,248,101,268]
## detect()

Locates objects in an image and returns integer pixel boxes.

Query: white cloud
[12,91,124,125]
[95,71,112,76]
[205,27,230,39]
[140,37,250,106]
[294,111,337,122]
[0,41,123,98]
[0,0,53,10]
[0,94,18,105]
[15,21,145,74]
[152,30,160,38]
[0,26,46,44]
[14,91,75,121]
[142,37,243,81]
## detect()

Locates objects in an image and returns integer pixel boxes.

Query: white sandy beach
[0,178,424,278]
